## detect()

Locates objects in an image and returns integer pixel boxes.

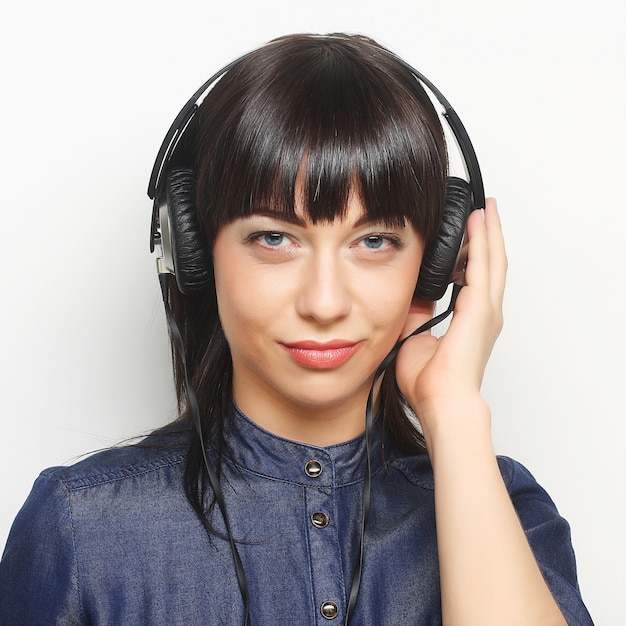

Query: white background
[1,1,624,622]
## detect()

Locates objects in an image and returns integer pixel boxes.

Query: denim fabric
[0,407,593,625]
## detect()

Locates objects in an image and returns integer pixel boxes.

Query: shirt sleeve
[0,471,84,625]
[498,456,594,626]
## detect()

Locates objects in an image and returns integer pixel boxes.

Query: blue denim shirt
[0,406,593,625]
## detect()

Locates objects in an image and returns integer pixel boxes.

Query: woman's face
[212,191,426,443]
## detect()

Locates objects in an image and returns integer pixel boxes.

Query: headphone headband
[147,58,240,201]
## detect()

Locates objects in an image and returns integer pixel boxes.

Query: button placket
[304,462,344,625]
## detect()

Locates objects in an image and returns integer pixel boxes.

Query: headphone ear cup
[415,177,472,301]
[166,167,213,294]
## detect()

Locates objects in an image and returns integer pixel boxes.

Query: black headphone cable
[158,271,251,626]
[343,283,461,625]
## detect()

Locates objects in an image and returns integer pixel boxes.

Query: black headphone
[147,48,485,302]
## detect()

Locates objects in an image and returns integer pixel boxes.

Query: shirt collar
[222,403,385,488]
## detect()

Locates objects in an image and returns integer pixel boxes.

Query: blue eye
[262,232,285,246]
[363,235,385,249]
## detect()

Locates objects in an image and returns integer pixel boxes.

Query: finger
[484,198,507,305]
[463,207,490,293]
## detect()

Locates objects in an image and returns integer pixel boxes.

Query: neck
[231,376,381,447]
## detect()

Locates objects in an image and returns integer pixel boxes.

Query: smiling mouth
[280,340,363,369]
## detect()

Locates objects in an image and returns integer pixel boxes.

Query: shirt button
[311,511,329,528]
[321,601,339,619]
[304,460,323,477]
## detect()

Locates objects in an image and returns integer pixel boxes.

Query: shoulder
[5,421,194,554]
[40,422,191,492]
[0,423,194,623]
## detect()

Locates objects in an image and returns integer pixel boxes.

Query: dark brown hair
[165,33,448,524]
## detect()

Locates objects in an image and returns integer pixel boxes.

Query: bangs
[193,35,447,244]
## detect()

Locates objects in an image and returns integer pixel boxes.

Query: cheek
[213,255,287,350]
[360,261,423,329]
[214,272,257,340]
[213,236,253,346]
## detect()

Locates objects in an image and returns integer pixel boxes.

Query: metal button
[304,460,322,477]
[321,601,339,619]
[311,511,329,528]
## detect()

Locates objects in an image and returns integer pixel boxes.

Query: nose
[295,252,352,324]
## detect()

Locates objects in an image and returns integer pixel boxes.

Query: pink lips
[281,340,363,369]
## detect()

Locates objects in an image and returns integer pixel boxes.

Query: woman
[0,33,592,625]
